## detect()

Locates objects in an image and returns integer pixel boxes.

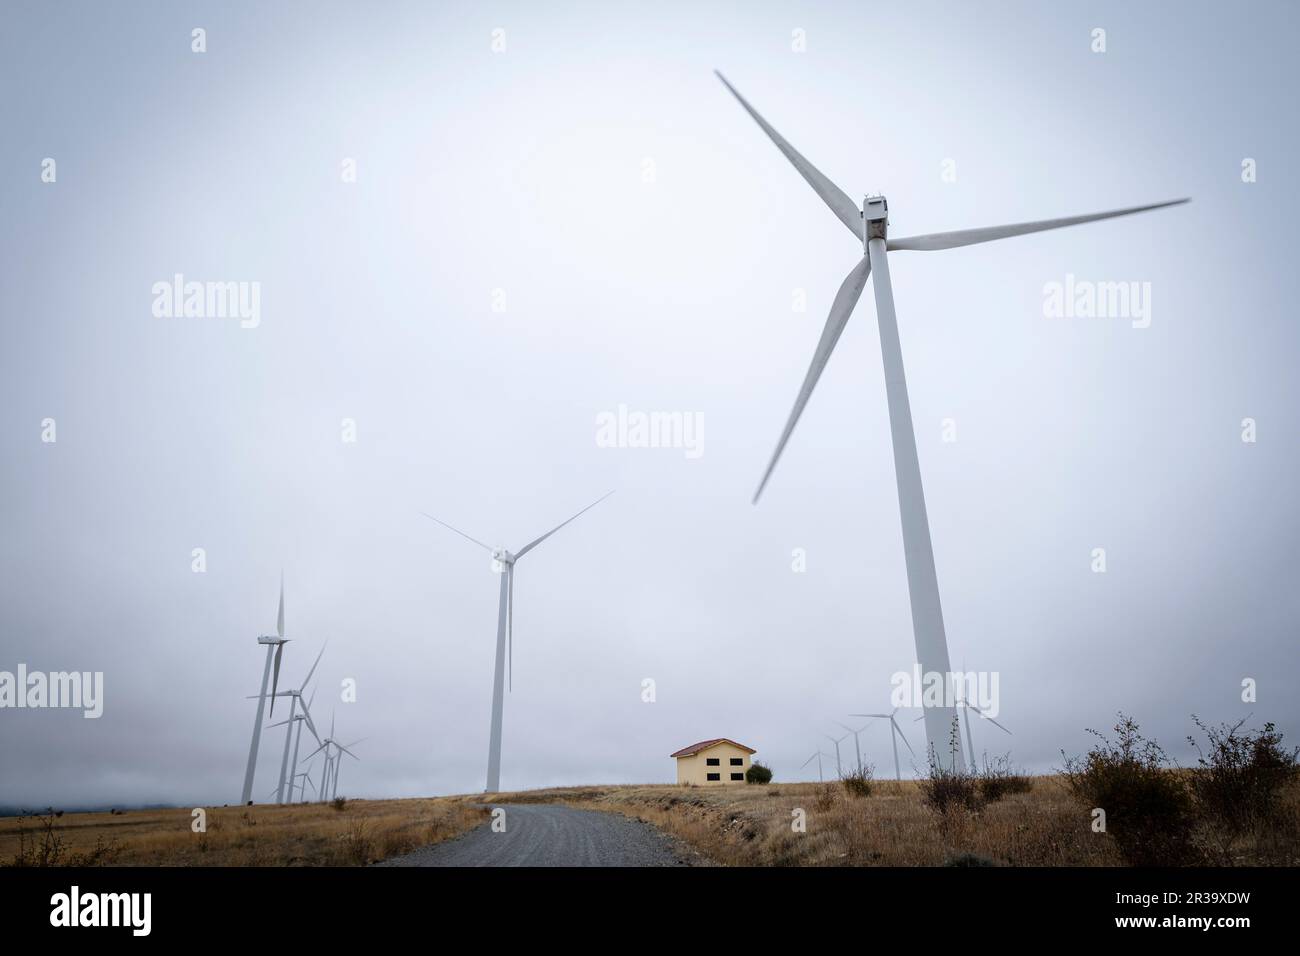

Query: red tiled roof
[670,738,756,758]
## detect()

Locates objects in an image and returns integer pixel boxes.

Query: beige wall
[676,741,753,785]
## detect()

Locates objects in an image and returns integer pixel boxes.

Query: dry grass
[0,798,488,867]
[482,775,1300,867]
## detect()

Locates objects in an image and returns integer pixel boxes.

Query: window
[730,773,744,781]
[730,758,743,766]
[706,772,720,781]
[706,757,720,766]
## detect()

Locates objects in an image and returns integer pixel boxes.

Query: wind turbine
[718,71,1188,770]
[801,749,831,783]
[240,574,290,805]
[267,682,323,806]
[252,642,323,806]
[301,713,360,801]
[836,720,870,774]
[850,708,915,781]
[422,492,614,792]
[825,732,849,778]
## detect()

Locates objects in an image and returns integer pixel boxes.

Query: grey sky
[2,0,1297,808]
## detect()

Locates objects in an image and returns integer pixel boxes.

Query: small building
[670,738,756,786]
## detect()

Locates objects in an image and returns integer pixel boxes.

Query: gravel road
[376,803,691,867]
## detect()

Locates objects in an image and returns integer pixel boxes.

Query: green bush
[745,761,773,785]
[921,717,984,815]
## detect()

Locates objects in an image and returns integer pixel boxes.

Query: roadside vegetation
[1,798,488,867]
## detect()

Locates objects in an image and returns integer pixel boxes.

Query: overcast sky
[2,0,1297,809]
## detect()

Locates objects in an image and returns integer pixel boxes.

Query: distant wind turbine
[836,721,871,774]
[718,70,1188,769]
[801,749,831,783]
[825,733,849,778]
[240,574,290,805]
[850,708,915,781]
[422,492,613,792]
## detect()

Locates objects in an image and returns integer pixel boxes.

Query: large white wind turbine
[850,708,915,781]
[718,71,1188,770]
[255,644,325,803]
[422,492,613,792]
[240,574,290,805]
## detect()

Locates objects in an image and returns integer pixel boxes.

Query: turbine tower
[718,71,1188,769]
[240,574,290,805]
[422,491,613,792]
[836,721,870,774]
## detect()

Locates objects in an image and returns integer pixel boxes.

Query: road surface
[376,803,691,867]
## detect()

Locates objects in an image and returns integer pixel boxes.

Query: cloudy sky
[2,0,1297,808]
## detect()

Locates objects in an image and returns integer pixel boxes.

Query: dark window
[730,773,744,781]
[730,758,743,766]
[706,757,720,766]
[706,772,720,781]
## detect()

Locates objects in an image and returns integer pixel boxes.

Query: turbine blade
[337,744,359,760]
[303,742,326,761]
[887,198,1190,252]
[849,713,890,719]
[985,716,1013,736]
[301,643,326,690]
[419,512,494,553]
[714,71,862,240]
[515,491,614,558]
[754,255,871,503]
[895,722,916,758]
[270,643,284,718]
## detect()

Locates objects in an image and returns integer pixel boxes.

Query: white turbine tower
[850,708,915,781]
[825,732,849,778]
[241,574,290,805]
[255,645,324,803]
[718,71,1188,769]
[422,491,613,792]
[801,749,831,783]
[836,721,870,774]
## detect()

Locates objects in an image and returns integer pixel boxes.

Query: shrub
[1062,714,1199,866]
[745,761,773,785]
[813,784,838,812]
[977,754,1033,804]
[920,717,984,815]
[1187,716,1299,839]
[840,764,874,798]
[331,797,348,812]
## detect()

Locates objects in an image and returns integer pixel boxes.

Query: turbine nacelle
[863,195,888,247]
[491,549,515,573]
